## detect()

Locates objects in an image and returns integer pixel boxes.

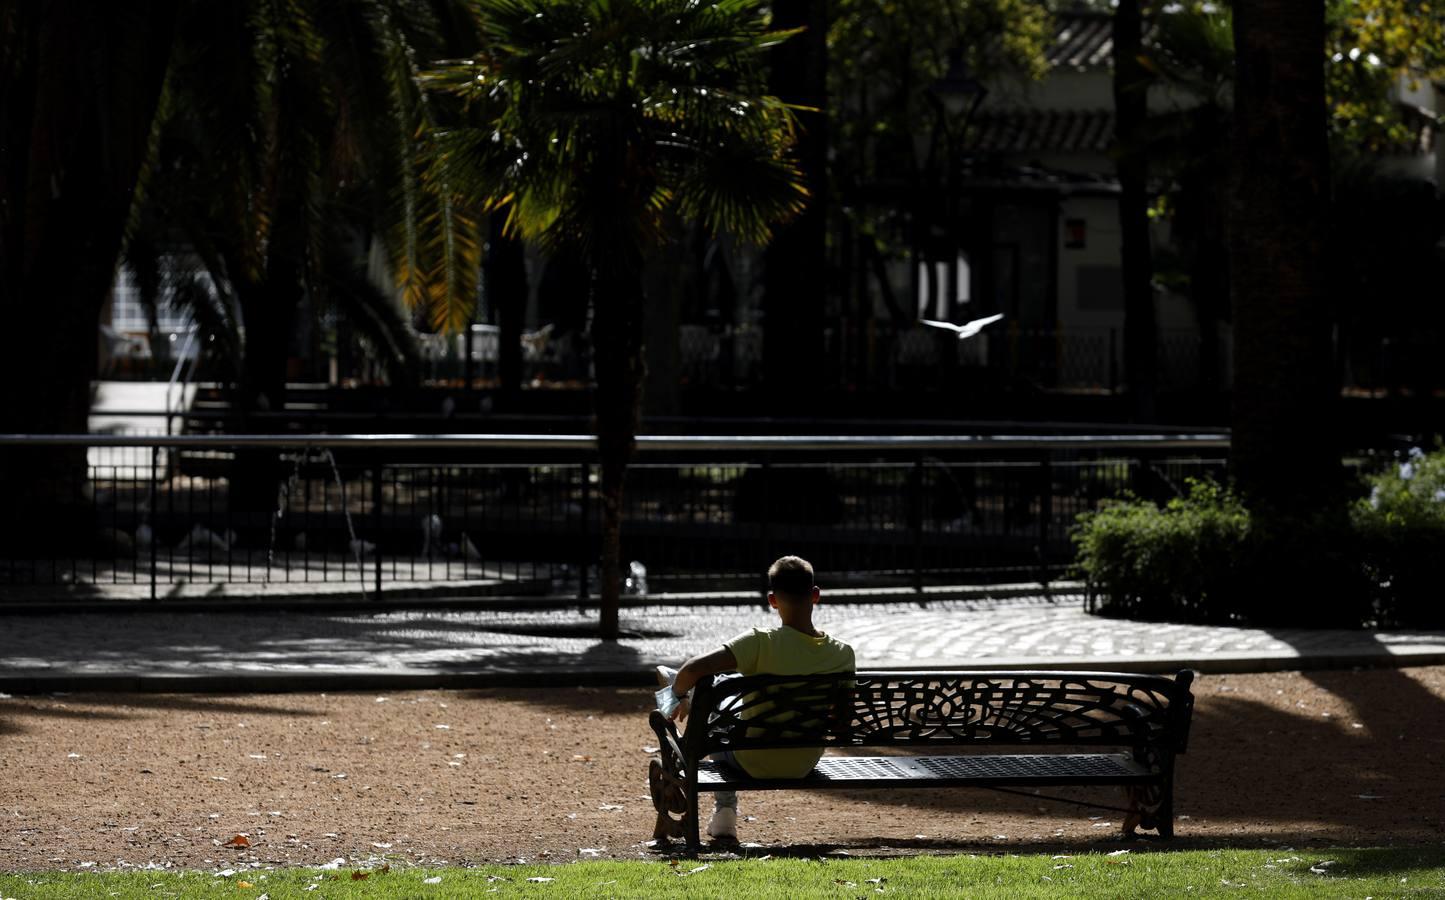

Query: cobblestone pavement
[3,595,1445,689]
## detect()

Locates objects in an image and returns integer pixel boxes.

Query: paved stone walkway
[3,595,1444,691]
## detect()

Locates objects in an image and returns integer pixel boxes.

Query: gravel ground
[2,667,1443,872]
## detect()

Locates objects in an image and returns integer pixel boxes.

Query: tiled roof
[970,109,1115,154]
[1047,11,1160,71]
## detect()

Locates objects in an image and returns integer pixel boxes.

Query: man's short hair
[768,555,815,599]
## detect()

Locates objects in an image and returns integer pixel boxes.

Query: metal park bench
[648,669,1196,849]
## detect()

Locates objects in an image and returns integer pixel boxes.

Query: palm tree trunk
[1114,0,1157,420]
[1228,0,1339,516]
[0,0,176,556]
[590,268,646,640]
[487,215,527,403]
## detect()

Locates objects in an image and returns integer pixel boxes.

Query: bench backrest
[688,669,1195,759]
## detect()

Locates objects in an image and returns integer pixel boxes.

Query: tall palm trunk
[761,0,828,404]
[1228,0,1338,516]
[590,268,645,640]
[1114,0,1157,420]
[0,1,176,555]
[486,215,528,404]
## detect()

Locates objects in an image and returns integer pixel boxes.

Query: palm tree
[130,0,482,415]
[423,0,808,638]
[123,0,483,543]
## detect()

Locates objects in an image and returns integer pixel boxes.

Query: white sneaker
[655,665,679,687]
[707,807,737,841]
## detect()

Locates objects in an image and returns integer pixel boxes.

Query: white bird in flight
[919,313,1005,339]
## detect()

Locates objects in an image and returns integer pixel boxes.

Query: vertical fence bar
[911,454,924,596]
[1038,453,1052,591]
[578,461,591,609]
[759,459,771,608]
[372,463,383,598]
[149,445,159,602]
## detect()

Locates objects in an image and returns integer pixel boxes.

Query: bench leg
[684,779,701,852]
[1157,777,1175,840]
[648,757,686,842]
[1123,777,1175,839]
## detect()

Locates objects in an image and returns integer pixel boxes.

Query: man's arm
[669,646,738,720]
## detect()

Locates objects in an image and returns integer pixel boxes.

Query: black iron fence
[0,433,1229,600]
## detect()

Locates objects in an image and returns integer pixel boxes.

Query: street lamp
[929,49,988,122]
[926,49,987,326]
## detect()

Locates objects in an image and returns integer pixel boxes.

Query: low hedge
[1073,447,1445,627]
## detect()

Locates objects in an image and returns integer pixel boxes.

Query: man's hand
[667,694,691,722]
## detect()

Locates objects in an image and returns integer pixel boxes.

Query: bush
[1352,445,1445,626]
[1072,449,1445,627]
[1073,480,1254,623]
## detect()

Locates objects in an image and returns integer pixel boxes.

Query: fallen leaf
[351,871,369,881]
[223,835,251,848]
[238,881,253,889]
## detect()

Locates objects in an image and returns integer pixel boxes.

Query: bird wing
[955,313,1005,339]
[919,318,964,333]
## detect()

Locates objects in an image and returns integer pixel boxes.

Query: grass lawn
[2,848,1443,898]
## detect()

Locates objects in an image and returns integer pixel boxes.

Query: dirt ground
[2,667,1444,872]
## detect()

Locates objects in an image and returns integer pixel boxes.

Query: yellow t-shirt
[723,626,856,779]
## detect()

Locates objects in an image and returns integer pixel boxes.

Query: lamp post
[927,49,987,323]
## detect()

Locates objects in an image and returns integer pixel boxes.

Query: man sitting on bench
[656,555,855,841]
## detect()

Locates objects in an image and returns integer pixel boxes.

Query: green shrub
[1072,479,1253,622]
[1352,445,1445,626]
[1075,448,1445,627]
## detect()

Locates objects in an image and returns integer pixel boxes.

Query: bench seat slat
[694,752,1153,791]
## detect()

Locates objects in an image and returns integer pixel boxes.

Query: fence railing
[0,432,1230,602]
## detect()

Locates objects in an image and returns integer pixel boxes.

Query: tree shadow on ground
[0,608,666,680]
[0,693,325,738]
